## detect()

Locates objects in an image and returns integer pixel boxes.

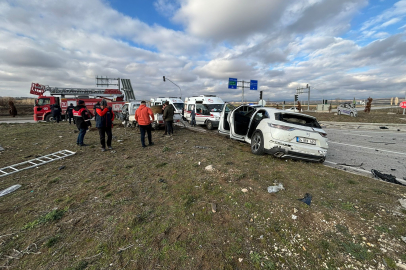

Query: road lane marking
[328,141,406,156]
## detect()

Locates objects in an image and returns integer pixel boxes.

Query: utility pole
[163,76,182,99]
[296,84,311,111]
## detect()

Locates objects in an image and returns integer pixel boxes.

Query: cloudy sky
[1,0,406,102]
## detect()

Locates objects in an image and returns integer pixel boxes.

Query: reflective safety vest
[73,107,86,117]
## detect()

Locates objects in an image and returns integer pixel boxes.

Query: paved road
[0,117,36,124]
[325,128,406,180]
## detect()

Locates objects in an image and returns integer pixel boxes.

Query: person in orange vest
[95,100,114,152]
[73,100,92,146]
[135,101,155,148]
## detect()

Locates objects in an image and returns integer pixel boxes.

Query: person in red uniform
[135,101,154,148]
[95,100,114,152]
[73,100,91,146]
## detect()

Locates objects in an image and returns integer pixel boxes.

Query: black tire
[350,112,354,117]
[251,131,265,155]
[338,110,341,115]
[206,120,213,130]
[45,114,54,122]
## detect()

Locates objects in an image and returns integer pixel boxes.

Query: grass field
[1,120,406,269]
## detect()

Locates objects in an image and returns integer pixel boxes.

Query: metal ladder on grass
[0,150,76,178]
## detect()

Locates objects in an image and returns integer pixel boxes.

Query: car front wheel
[338,110,341,115]
[251,131,265,155]
[350,112,354,117]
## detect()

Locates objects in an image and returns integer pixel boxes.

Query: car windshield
[173,103,184,111]
[205,104,224,112]
[275,113,321,128]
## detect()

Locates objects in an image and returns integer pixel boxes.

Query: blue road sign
[250,80,258,90]
[228,78,237,89]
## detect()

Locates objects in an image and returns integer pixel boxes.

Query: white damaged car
[218,104,328,162]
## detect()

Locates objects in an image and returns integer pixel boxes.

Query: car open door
[228,105,256,141]
[218,103,235,135]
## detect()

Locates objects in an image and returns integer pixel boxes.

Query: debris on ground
[371,169,405,186]
[241,188,248,193]
[267,183,285,193]
[401,236,406,244]
[298,193,312,206]
[0,184,22,197]
[399,199,406,209]
[195,145,209,149]
[337,163,363,167]
[210,203,217,213]
[205,165,214,171]
[379,126,389,129]
[292,214,297,220]
[158,179,166,183]
[0,145,4,151]
[58,165,65,170]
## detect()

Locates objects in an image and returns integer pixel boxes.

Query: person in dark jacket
[93,101,100,119]
[190,105,196,127]
[73,100,91,146]
[66,103,75,124]
[95,99,114,152]
[52,104,62,123]
[163,101,175,136]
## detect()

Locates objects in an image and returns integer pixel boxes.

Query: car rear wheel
[251,131,264,155]
[206,120,213,130]
[350,112,354,117]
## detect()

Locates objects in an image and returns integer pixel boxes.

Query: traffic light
[163,76,165,82]
[260,91,263,99]
[294,95,298,101]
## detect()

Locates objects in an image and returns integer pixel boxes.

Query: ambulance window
[196,104,207,115]
[188,104,194,111]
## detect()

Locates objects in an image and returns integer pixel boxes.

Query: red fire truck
[30,83,128,122]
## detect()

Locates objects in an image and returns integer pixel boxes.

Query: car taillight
[268,123,295,131]
[319,132,327,137]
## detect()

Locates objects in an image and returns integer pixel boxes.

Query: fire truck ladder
[0,150,76,178]
[48,87,122,97]
[121,79,136,101]
[30,83,123,97]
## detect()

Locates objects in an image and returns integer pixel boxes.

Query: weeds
[23,207,68,230]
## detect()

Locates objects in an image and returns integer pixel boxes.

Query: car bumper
[265,146,326,162]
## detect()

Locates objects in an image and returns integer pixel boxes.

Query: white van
[184,95,225,129]
[150,97,183,129]
[150,97,184,114]
[121,100,146,127]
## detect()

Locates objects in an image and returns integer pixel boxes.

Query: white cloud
[1,0,406,101]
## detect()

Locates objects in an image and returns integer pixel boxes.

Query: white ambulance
[184,95,225,130]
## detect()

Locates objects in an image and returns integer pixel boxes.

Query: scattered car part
[0,184,22,197]
[371,169,405,186]
[298,193,312,206]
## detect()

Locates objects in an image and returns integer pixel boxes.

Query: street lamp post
[163,76,182,99]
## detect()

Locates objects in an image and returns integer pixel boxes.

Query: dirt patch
[0,121,406,269]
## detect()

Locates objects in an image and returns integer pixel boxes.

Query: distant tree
[297,101,302,112]
[364,97,373,113]
[328,103,332,113]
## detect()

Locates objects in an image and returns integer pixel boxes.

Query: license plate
[296,137,316,145]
